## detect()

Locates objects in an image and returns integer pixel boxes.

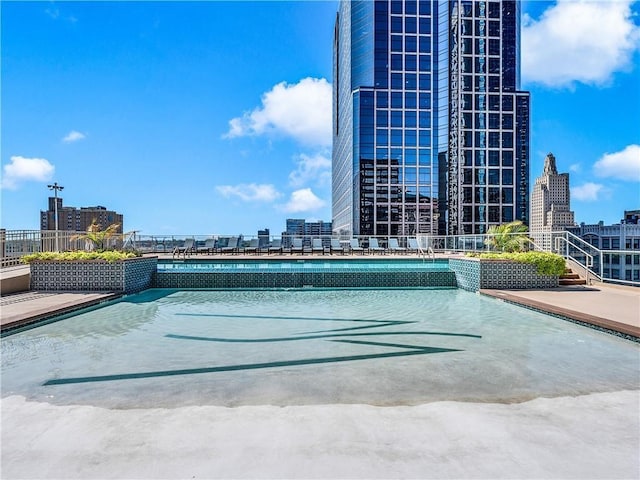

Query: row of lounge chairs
[173,237,423,257]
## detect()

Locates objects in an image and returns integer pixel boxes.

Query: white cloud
[1,156,55,190]
[593,144,640,181]
[282,188,326,213]
[224,77,332,147]
[62,130,86,143]
[571,182,606,201]
[215,183,281,202]
[569,163,581,173]
[522,0,640,87]
[289,152,332,187]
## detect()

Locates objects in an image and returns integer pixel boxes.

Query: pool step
[560,268,587,286]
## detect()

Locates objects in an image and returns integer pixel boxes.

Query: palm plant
[72,219,122,251]
[485,220,530,253]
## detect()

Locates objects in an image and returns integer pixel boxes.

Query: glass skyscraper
[332,0,530,237]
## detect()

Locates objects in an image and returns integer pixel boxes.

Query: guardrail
[2,229,638,287]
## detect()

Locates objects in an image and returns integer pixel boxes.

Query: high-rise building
[332,0,530,237]
[530,153,575,249]
[40,197,124,233]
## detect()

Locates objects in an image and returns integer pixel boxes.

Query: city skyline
[2,1,639,235]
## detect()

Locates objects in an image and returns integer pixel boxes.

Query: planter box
[30,257,157,293]
[449,257,559,292]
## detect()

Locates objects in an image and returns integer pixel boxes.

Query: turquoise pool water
[157,258,450,272]
[2,288,638,409]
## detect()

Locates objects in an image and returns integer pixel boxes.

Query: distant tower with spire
[530,153,576,250]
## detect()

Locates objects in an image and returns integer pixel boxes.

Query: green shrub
[468,251,566,276]
[21,250,140,264]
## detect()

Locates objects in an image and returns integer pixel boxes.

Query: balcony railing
[2,229,638,287]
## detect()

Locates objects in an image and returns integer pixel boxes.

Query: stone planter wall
[30,257,157,293]
[449,257,558,291]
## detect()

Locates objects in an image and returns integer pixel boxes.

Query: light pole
[47,182,64,252]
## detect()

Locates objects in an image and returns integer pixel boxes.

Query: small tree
[72,219,122,251]
[485,220,530,253]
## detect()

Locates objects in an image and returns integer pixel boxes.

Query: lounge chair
[368,237,385,255]
[330,239,347,255]
[388,238,406,255]
[291,238,304,255]
[173,238,195,258]
[349,238,364,255]
[268,239,282,255]
[197,237,217,255]
[244,238,260,255]
[311,238,325,255]
[407,238,420,254]
[221,236,239,255]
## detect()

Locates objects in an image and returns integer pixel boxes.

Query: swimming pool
[2,288,638,409]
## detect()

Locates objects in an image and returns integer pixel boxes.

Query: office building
[568,214,640,283]
[332,0,530,237]
[284,219,333,237]
[40,197,124,233]
[530,152,575,249]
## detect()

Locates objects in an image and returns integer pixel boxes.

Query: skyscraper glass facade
[332,0,530,237]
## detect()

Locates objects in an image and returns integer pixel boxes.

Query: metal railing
[2,229,638,287]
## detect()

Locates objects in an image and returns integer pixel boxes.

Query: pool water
[2,288,638,409]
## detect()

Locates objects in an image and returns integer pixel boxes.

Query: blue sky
[2,1,639,236]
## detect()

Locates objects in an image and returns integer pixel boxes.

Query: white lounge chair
[291,238,304,255]
[173,238,195,258]
[330,239,347,255]
[197,237,217,255]
[349,238,364,255]
[312,238,325,255]
[368,237,385,255]
[388,238,406,254]
[221,236,239,254]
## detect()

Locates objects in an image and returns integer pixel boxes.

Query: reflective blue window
[391,73,403,89]
[502,151,513,166]
[502,188,513,203]
[405,111,417,127]
[405,73,417,89]
[419,130,431,146]
[376,129,388,146]
[502,170,513,185]
[418,1,431,15]
[418,36,431,53]
[419,17,431,34]
[419,54,431,72]
[488,169,500,185]
[405,92,417,108]
[419,111,431,127]
[391,16,403,33]
[391,54,403,70]
[391,129,403,146]
[419,92,431,108]
[405,55,417,71]
[406,1,417,15]
[391,111,403,127]
[405,17,417,34]
[405,36,417,52]
[405,149,417,165]
[502,132,513,149]
[391,1,402,14]
[391,92,403,108]
[376,91,388,107]
[376,109,388,126]
[419,74,431,90]
[391,35,403,52]
[489,113,499,129]
[488,132,500,148]
[502,207,514,222]
[488,150,500,166]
